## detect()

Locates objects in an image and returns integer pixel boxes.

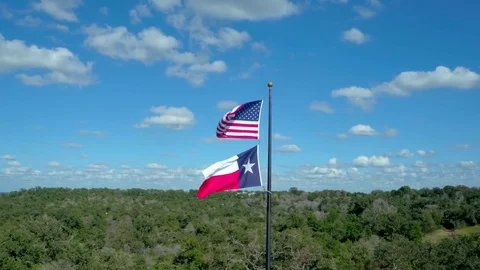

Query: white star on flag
[242,159,255,174]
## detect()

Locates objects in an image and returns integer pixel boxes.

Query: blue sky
[0,0,479,193]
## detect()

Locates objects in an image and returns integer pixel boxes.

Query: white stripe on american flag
[219,120,258,127]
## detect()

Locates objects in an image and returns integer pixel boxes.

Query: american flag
[216,100,263,140]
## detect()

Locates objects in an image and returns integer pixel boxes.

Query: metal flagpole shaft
[266,81,273,270]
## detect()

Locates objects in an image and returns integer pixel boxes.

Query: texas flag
[197,145,262,199]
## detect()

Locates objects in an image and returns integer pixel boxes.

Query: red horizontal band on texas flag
[197,145,262,199]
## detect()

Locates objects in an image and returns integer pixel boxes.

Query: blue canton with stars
[234,100,262,121]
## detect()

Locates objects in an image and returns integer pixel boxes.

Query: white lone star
[242,159,255,174]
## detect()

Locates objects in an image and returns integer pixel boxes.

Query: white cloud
[184,0,300,21]
[321,0,348,3]
[416,150,435,157]
[342,27,368,44]
[165,61,227,86]
[237,62,262,80]
[419,167,428,173]
[353,6,376,19]
[384,128,398,138]
[15,15,69,32]
[374,66,480,97]
[164,12,256,59]
[331,87,375,111]
[188,20,251,51]
[1,5,14,19]
[0,33,94,86]
[62,142,82,149]
[328,158,337,166]
[333,66,479,110]
[7,160,21,167]
[354,155,390,167]
[33,0,83,22]
[415,161,427,168]
[15,15,40,27]
[83,25,226,86]
[309,101,334,114]
[146,163,167,169]
[166,13,186,29]
[383,164,407,175]
[83,25,185,63]
[352,156,369,167]
[51,24,69,32]
[99,6,108,15]
[79,129,107,137]
[336,133,348,140]
[135,105,196,130]
[48,161,61,167]
[274,144,302,153]
[455,144,471,150]
[2,159,479,193]
[149,0,182,12]
[369,0,383,8]
[217,100,238,109]
[213,27,251,50]
[353,0,383,19]
[86,163,108,172]
[308,166,346,178]
[1,162,205,191]
[1,154,15,160]
[2,166,32,176]
[398,149,414,158]
[273,133,291,140]
[349,124,377,136]
[96,1,295,87]
[460,161,477,169]
[251,41,269,54]
[129,4,152,24]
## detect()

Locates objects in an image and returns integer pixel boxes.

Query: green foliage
[0,185,480,269]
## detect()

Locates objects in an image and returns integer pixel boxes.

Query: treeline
[0,185,480,269]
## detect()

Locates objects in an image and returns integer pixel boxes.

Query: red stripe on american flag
[217,128,258,134]
[216,134,259,139]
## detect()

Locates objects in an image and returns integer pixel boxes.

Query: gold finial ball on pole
[267,82,273,88]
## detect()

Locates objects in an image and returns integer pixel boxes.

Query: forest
[1,185,480,269]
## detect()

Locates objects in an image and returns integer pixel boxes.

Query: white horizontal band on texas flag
[216,100,263,140]
[197,145,262,199]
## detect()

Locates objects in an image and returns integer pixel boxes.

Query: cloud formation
[309,101,335,114]
[349,124,378,136]
[0,33,94,86]
[274,144,302,153]
[217,100,238,109]
[273,133,291,140]
[83,25,227,86]
[384,128,398,138]
[333,66,480,110]
[342,28,368,44]
[353,155,390,167]
[33,0,83,22]
[1,151,478,193]
[135,105,196,130]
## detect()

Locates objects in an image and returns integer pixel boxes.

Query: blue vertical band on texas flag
[197,145,262,199]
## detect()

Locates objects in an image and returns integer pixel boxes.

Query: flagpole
[265,81,273,269]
